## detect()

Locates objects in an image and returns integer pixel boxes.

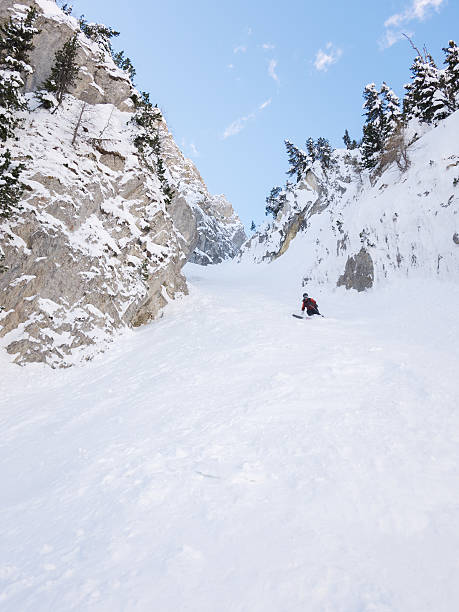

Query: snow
[1,257,458,611]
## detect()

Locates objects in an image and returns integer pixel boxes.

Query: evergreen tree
[37,34,79,110]
[0,7,38,219]
[306,137,316,160]
[0,150,24,219]
[250,220,256,231]
[343,129,358,150]
[361,83,386,169]
[343,129,351,149]
[380,82,401,135]
[403,53,448,124]
[0,7,38,139]
[78,16,119,55]
[265,186,286,217]
[113,50,136,82]
[316,137,334,168]
[442,40,459,112]
[284,139,310,182]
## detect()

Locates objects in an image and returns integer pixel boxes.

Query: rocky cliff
[0,0,245,366]
[240,113,459,291]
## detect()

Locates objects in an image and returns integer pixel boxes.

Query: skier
[301,293,321,317]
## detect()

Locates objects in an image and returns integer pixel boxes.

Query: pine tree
[306,137,316,160]
[316,137,334,169]
[37,34,79,110]
[113,50,136,82]
[380,82,401,136]
[78,17,120,55]
[403,53,448,124]
[442,40,459,112]
[0,7,38,139]
[0,150,24,219]
[343,129,358,150]
[265,186,286,217]
[284,139,310,182]
[250,220,256,231]
[0,7,38,219]
[343,129,351,149]
[361,83,386,169]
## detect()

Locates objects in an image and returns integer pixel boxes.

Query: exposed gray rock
[454,232,459,245]
[337,248,374,292]
[0,0,245,366]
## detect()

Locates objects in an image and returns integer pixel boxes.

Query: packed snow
[1,254,458,611]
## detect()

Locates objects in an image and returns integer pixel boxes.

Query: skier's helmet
[303,293,308,298]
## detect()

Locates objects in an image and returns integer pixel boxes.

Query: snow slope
[241,111,459,288]
[1,256,459,611]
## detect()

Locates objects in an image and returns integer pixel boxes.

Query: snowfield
[1,258,459,612]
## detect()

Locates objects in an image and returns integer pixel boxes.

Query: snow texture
[1,258,458,611]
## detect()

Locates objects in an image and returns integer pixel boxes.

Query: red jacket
[302,297,318,312]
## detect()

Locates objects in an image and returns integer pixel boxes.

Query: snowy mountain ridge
[0,0,245,366]
[241,112,459,291]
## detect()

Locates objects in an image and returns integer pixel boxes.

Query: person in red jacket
[301,293,321,316]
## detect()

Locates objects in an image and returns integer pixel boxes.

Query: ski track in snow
[1,261,459,611]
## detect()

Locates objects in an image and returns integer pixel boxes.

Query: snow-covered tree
[0,150,24,219]
[250,220,256,232]
[361,83,386,169]
[285,139,311,183]
[380,82,401,135]
[265,186,286,217]
[131,94,174,205]
[442,40,459,112]
[37,34,79,111]
[403,53,449,124]
[316,137,334,169]
[0,7,38,218]
[0,7,38,139]
[78,16,119,55]
[113,50,136,82]
[306,137,316,160]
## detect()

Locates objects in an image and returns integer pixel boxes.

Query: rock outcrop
[240,113,459,291]
[0,0,245,366]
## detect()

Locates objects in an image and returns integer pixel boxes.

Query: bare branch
[72,102,87,147]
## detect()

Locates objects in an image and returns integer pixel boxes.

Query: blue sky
[69,0,458,228]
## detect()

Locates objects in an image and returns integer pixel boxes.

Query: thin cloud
[268,59,279,84]
[190,143,199,157]
[262,43,275,50]
[222,99,272,139]
[314,42,343,72]
[382,0,445,48]
[233,45,247,54]
[259,98,272,110]
[223,113,255,139]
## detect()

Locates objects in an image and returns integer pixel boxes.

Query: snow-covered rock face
[0,0,245,366]
[240,113,459,290]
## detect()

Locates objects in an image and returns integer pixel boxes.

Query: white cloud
[222,99,272,139]
[222,113,255,139]
[228,63,234,69]
[382,0,445,48]
[190,143,199,157]
[268,59,279,84]
[314,42,343,72]
[262,43,275,50]
[259,98,272,110]
[233,45,247,54]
